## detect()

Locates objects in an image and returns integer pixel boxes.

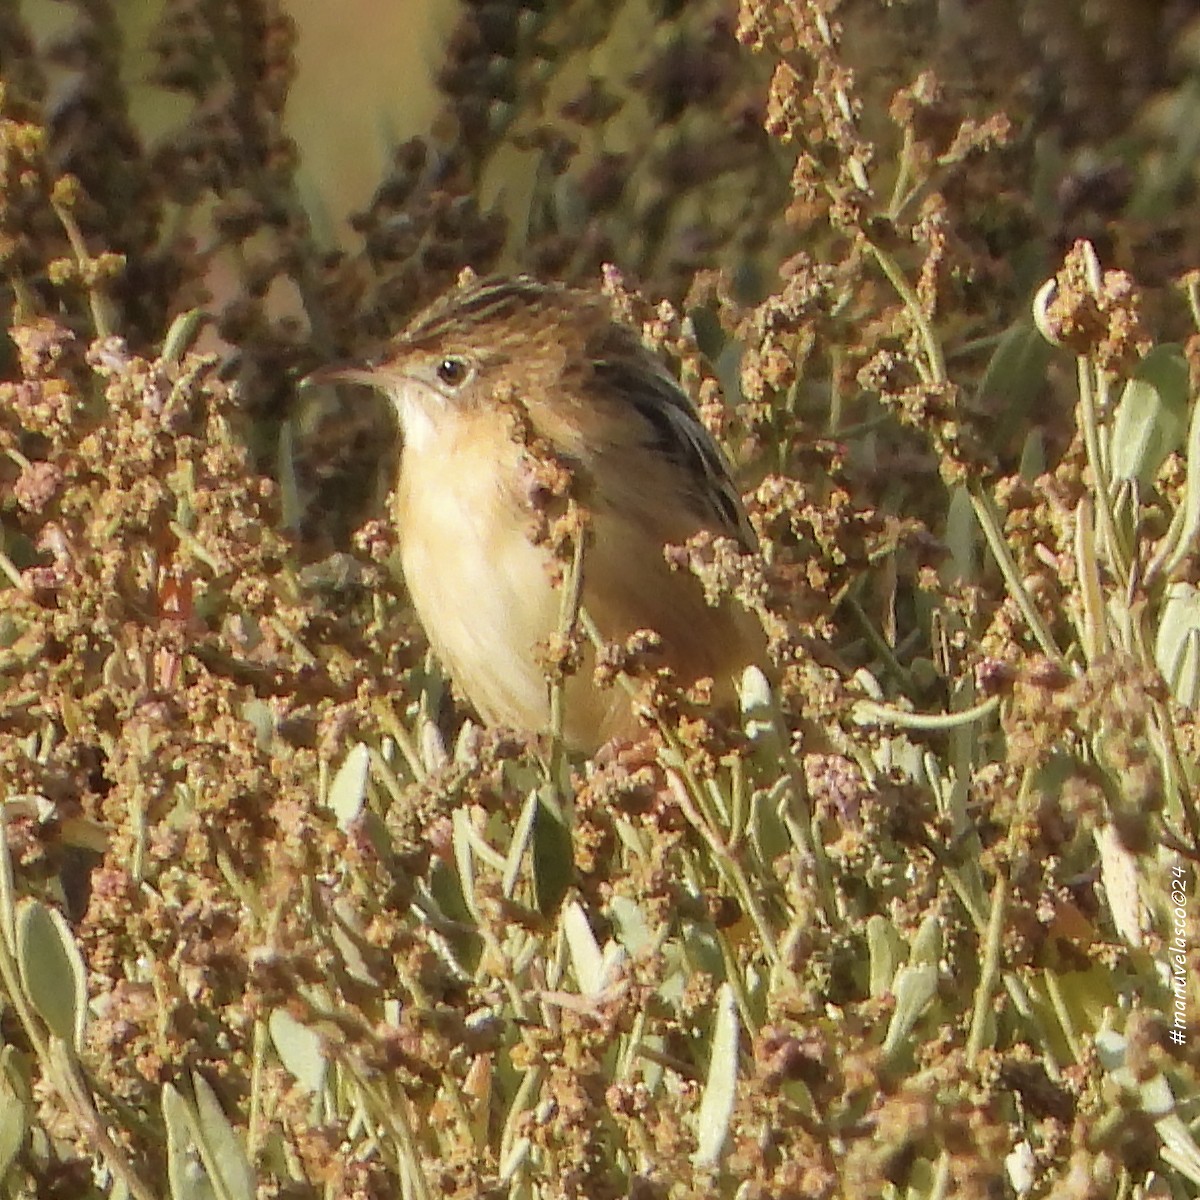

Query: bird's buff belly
[401,511,559,721]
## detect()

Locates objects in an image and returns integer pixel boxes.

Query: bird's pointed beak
[301,356,390,390]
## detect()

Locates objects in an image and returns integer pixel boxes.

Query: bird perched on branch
[309,274,763,751]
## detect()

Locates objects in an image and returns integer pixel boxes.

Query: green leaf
[1110,345,1189,485]
[1096,1029,1200,1186]
[327,742,370,830]
[239,700,275,751]
[1155,582,1200,708]
[329,897,381,987]
[160,309,206,364]
[276,419,303,535]
[974,319,1053,425]
[1094,824,1146,947]
[681,922,725,980]
[163,1083,212,1200]
[739,665,778,744]
[0,1058,26,1177]
[608,895,654,957]
[867,915,905,998]
[1073,494,1107,663]
[883,963,938,1058]
[945,486,977,581]
[451,808,480,922]
[162,1077,255,1200]
[192,1074,255,1200]
[16,900,86,1052]
[1153,376,1200,579]
[909,913,942,967]
[502,786,540,898]
[562,902,604,998]
[419,719,449,773]
[693,981,739,1168]
[1018,429,1046,481]
[532,784,573,916]
[269,1009,328,1094]
[752,777,791,864]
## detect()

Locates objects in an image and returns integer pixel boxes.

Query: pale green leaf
[946,485,978,580]
[502,787,540,898]
[162,1077,255,1200]
[160,308,206,364]
[499,1136,532,1183]
[276,419,302,534]
[909,914,942,967]
[451,808,480,922]
[608,895,654,957]
[752,777,791,864]
[1094,824,1146,947]
[453,719,480,763]
[693,981,739,1168]
[1155,582,1200,708]
[883,963,938,1058]
[1110,345,1189,485]
[867,915,905,998]
[327,742,370,830]
[163,1083,213,1200]
[1154,376,1200,578]
[1073,494,1107,663]
[1096,1029,1200,1186]
[1005,1142,1036,1195]
[239,700,275,751]
[0,1064,26,1177]
[563,902,604,998]
[16,900,86,1052]
[269,1009,328,1094]
[1159,1112,1200,1188]
[974,319,1053,418]
[739,665,777,743]
[419,719,448,772]
[329,897,380,987]
[191,1073,255,1200]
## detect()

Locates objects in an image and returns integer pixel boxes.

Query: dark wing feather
[591,347,756,551]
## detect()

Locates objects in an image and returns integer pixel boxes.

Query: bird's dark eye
[435,356,471,388]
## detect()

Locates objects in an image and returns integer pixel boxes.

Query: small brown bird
[312,275,762,750]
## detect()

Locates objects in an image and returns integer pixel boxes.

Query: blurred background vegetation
[0,0,1199,1197]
